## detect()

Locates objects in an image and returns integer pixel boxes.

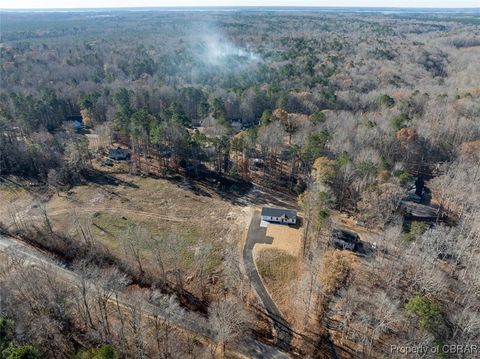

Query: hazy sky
[2,0,479,10]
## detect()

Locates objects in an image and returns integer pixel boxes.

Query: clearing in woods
[1,174,250,294]
[254,221,303,321]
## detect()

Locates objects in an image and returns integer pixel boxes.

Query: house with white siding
[261,207,297,225]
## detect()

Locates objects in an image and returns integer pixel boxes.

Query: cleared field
[5,173,249,295]
[47,175,247,236]
[256,248,297,288]
[252,221,302,320]
[263,223,302,257]
[0,181,35,229]
[255,248,299,321]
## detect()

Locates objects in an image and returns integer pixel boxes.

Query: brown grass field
[1,173,250,295]
[253,222,303,321]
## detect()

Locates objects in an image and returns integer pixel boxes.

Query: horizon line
[2,5,480,10]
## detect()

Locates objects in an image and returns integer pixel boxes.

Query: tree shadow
[288,216,303,229]
[84,169,139,188]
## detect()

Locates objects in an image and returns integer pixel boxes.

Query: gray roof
[331,229,359,244]
[108,148,130,159]
[261,207,297,219]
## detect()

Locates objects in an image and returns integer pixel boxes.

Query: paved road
[0,234,289,359]
[243,210,293,354]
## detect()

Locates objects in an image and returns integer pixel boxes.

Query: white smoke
[187,23,261,69]
[202,34,260,66]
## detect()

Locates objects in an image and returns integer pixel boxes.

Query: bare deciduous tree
[208,297,251,356]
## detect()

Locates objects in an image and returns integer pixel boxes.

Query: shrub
[394,170,413,186]
[0,316,14,352]
[75,344,119,359]
[4,345,40,359]
[403,221,427,242]
[356,161,378,177]
[402,232,415,242]
[405,294,443,332]
[391,113,409,130]
[335,152,351,168]
[378,156,391,172]
[260,109,272,126]
[378,94,395,108]
[410,221,427,237]
[311,111,326,124]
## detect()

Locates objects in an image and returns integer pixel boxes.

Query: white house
[261,207,297,224]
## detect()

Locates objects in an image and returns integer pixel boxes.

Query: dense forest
[1,8,480,359]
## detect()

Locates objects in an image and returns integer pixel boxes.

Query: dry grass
[0,182,34,228]
[47,175,247,238]
[263,223,303,257]
[256,248,298,295]
[252,221,303,320]
[38,174,249,279]
[255,247,300,320]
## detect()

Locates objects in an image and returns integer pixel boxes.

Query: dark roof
[108,148,130,158]
[331,229,359,244]
[65,115,83,122]
[261,207,297,219]
[73,120,84,130]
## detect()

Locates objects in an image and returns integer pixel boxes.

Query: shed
[261,207,297,224]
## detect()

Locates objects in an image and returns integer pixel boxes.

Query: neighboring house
[108,147,131,161]
[72,120,84,132]
[261,207,297,224]
[331,229,359,251]
[231,120,243,130]
[405,193,422,203]
[400,201,438,220]
[65,115,84,133]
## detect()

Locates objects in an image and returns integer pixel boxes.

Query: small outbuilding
[261,207,297,224]
[108,147,131,161]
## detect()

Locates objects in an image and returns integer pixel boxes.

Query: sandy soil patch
[257,222,302,257]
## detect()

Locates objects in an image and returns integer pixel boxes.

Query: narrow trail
[47,207,186,223]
